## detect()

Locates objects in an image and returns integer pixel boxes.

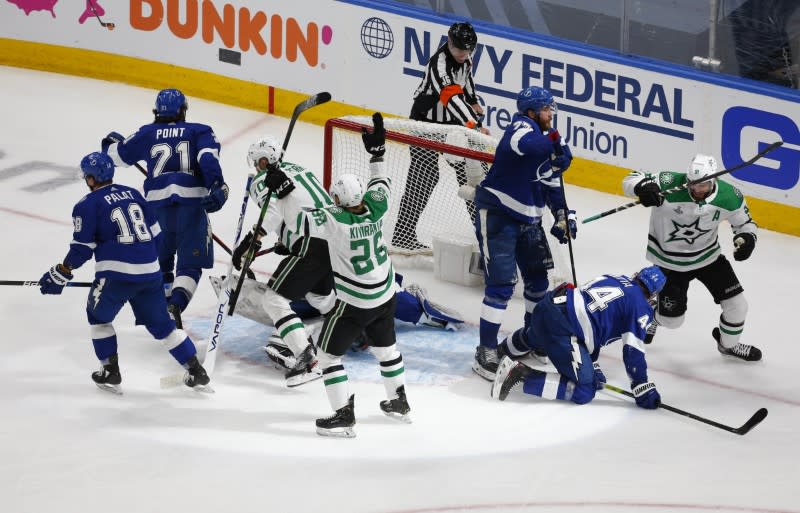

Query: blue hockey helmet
[634,265,666,297]
[80,152,115,182]
[516,86,556,115]
[153,88,188,119]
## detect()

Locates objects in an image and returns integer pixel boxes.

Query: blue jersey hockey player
[492,266,666,410]
[102,88,229,328]
[471,86,575,381]
[39,152,211,394]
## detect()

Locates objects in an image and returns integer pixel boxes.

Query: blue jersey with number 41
[565,274,654,363]
[64,184,162,282]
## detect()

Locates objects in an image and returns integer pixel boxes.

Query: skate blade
[286,369,322,388]
[491,357,517,399]
[189,383,215,394]
[472,362,496,382]
[316,426,356,438]
[95,382,123,395]
[382,411,412,424]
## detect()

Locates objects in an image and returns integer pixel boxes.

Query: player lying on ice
[209,271,465,372]
[491,265,666,409]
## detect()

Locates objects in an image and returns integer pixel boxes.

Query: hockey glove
[593,362,607,391]
[272,242,291,256]
[733,232,756,261]
[550,209,577,244]
[633,177,663,207]
[632,381,661,410]
[263,167,295,199]
[101,131,124,153]
[361,112,386,159]
[201,181,229,213]
[232,227,265,270]
[39,264,73,295]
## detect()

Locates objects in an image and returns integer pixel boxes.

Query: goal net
[323,115,572,287]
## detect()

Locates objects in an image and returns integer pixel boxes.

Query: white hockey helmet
[687,153,718,200]
[687,154,718,181]
[329,174,364,208]
[247,135,283,170]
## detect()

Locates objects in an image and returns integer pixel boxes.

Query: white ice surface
[1,67,799,513]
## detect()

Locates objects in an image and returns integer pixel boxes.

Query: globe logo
[361,17,394,59]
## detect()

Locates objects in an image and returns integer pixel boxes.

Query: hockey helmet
[247,135,283,170]
[687,153,718,200]
[448,22,477,51]
[516,86,557,116]
[80,151,115,182]
[329,174,364,208]
[633,265,666,299]
[153,88,188,119]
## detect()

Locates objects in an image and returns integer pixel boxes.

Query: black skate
[285,344,322,388]
[644,319,659,344]
[167,303,183,330]
[380,385,412,423]
[183,356,214,392]
[713,328,762,362]
[492,356,533,401]
[472,345,499,381]
[92,354,122,395]
[316,394,356,438]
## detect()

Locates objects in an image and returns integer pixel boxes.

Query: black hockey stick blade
[0,280,92,288]
[733,407,768,435]
[583,141,784,224]
[281,92,331,153]
[603,383,768,436]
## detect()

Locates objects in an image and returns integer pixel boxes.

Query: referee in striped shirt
[392,22,491,252]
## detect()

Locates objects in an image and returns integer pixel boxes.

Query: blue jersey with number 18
[64,184,162,282]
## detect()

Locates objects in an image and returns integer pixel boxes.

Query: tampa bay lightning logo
[666,218,711,244]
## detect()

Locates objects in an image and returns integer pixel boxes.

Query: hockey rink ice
[1,67,799,513]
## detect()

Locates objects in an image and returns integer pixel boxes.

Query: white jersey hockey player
[231,137,336,387]
[623,153,761,361]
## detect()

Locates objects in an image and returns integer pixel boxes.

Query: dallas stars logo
[667,218,710,244]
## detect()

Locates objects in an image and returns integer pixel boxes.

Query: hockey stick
[227,91,332,316]
[86,0,115,30]
[582,141,784,224]
[603,383,768,436]
[551,136,578,285]
[0,280,91,288]
[160,174,255,388]
[131,162,233,256]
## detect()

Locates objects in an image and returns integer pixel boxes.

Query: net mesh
[324,115,571,286]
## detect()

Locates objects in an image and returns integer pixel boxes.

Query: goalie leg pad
[404,283,464,328]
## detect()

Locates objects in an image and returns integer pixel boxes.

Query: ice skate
[492,356,533,401]
[316,395,356,438]
[285,344,322,388]
[713,328,761,362]
[183,356,214,393]
[263,335,296,371]
[380,385,412,423]
[91,354,122,395]
[472,345,499,381]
